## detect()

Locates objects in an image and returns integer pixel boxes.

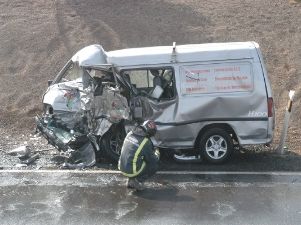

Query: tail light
[267,97,273,117]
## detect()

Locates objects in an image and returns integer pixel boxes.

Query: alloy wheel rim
[110,132,123,155]
[205,135,227,160]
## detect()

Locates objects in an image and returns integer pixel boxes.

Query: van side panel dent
[151,90,270,148]
[150,59,270,148]
[152,120,270,148]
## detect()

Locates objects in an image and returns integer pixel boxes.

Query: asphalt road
[1,170,301,225]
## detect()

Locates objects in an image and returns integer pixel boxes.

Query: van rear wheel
[199,128,233,164]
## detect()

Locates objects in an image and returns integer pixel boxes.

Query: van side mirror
[48,80,53,86]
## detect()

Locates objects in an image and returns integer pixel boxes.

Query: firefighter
[118,120,160,191]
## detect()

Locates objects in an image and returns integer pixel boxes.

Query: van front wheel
[102,123,126,162]
[199,128,233,164]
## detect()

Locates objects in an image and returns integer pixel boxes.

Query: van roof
[71,42,260,67]
[106,42,259,67]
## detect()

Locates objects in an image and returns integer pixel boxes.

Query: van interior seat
[153,75,163,87]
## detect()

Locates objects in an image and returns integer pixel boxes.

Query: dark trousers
[135,159,159,182]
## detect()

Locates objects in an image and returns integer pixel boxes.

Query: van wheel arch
[195,123,238,146]
[195,123,238,163]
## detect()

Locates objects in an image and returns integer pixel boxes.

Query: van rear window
[180,63,253,95]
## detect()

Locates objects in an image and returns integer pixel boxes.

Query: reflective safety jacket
[118,130,158,177]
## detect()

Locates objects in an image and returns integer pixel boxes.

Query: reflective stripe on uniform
[133,138,148,174]
[121,161,146,177]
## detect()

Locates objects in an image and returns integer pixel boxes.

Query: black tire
[198,128,233,164]
[102,123,126,162]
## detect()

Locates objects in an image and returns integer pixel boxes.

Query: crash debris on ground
[7,146,39,167]
[0,130,108,170]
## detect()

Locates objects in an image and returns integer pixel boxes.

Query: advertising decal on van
[180,63,253,95]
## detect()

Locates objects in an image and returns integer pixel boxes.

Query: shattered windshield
[61,62,82,82]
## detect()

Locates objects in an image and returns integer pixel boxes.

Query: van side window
[122,68,175,100]
[124,70,153,89]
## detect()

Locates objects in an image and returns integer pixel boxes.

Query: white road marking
[1,169,301,176]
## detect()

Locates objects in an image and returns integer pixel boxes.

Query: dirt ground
[0,0,300,157]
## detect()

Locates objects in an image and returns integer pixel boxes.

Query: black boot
[127,178,145,191]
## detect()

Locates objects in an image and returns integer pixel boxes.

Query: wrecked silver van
[37,42,274,164]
